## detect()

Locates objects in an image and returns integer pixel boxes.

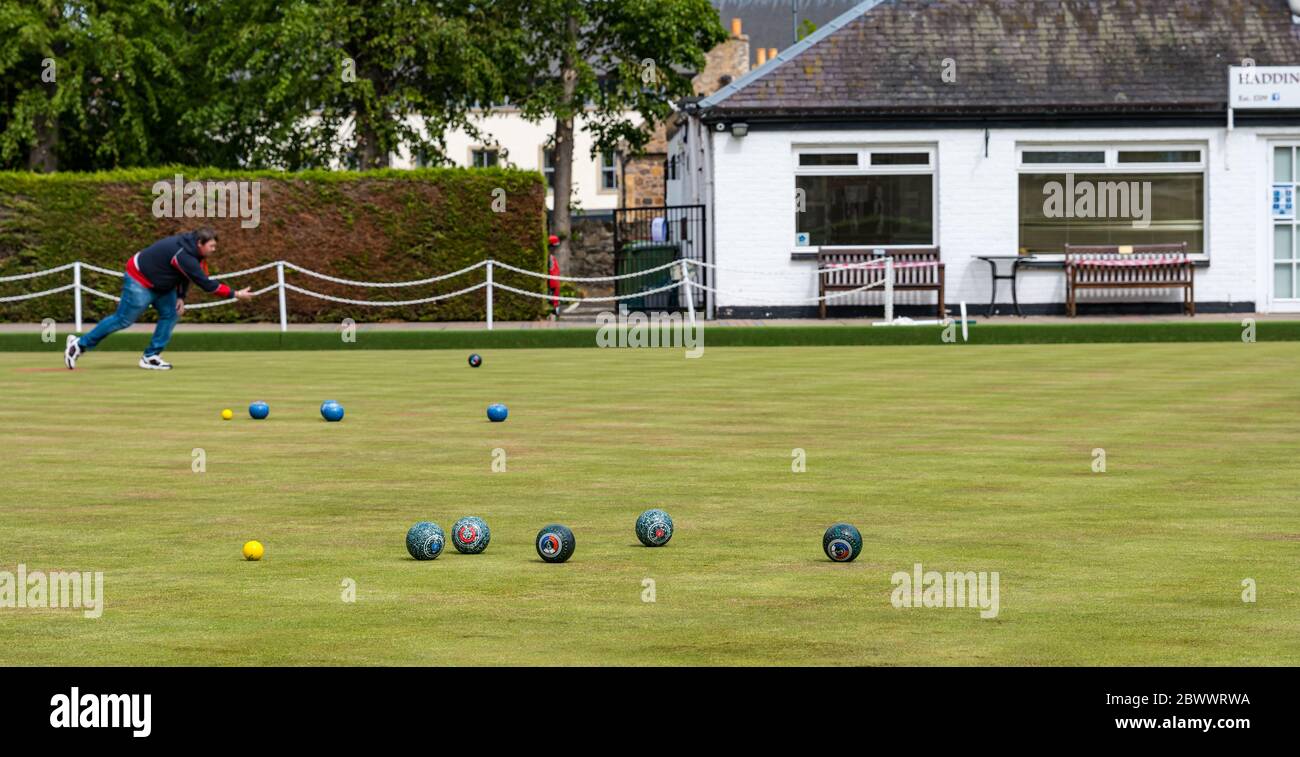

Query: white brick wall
[707,124,1300,313]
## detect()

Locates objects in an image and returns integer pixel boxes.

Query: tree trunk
[30,59,59,173]
[356,119,389,169]
[27,113,58,173]
[551,12,580,273]
[552,115,575,272]
[355,62,390,169]
[28,4,60,172]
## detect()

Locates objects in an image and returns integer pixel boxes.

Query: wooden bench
[817,247,945,319]
[1064,243,1194,317]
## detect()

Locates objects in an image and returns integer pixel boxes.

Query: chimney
[731,18,742,37]
[768,48,779,62]
[756,48,767,66]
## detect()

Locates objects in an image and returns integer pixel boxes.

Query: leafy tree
[0,0,186,171]
[502,0,726,266]
[188,0,521,170]
[0,1,522,171]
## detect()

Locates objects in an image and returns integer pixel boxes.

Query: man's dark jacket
[125,232,232,300]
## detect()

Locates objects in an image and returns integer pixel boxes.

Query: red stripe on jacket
[126,253,154,289]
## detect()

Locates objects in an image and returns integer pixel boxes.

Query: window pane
[799,153,858,167]
[1275,224,1293,261]
[601,151,618,189]
[795,174,933,246]
[1017,173,1204,253]
[1022,151,1105,164]
[1117,150,1201,163]
[871,152,929,166]
[1275,146,1293,183]
[1275,263,1295,298]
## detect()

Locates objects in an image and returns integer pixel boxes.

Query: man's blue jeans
[78,278,178,357]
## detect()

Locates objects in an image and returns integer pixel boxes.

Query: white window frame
[1266,140,1300,311]
[541,147,556,190]
[599,150,618,193]
[793,144,938,250]
[1015,142,1208,259]
[470,147,499,168]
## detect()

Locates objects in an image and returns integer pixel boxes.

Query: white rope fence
[0,256,901,330]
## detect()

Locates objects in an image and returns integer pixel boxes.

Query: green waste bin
[615,242,681,310]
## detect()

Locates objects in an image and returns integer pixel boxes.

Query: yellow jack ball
[242,540,264,561]
[221,408,234,420]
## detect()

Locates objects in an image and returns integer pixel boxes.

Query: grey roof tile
[710,0,1300,116]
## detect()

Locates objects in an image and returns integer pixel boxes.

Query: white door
[1272,145,1300,310]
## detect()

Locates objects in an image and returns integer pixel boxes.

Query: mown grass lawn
[0,343,1295,665]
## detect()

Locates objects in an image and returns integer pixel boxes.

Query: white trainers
[138,355,172,371]
[64,335,83,370]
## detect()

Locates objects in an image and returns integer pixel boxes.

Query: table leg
[1011,260,1024,317]
[985,260,998,317]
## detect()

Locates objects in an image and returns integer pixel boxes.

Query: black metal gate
[612,205,707,312]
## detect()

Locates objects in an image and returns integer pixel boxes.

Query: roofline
[695,0,889,110]
[700,102,1238,121]
[692,109,1300,131]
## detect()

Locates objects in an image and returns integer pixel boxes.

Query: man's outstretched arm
[171,254,252,301]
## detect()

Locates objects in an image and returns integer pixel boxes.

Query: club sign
[1229,66,1300,109]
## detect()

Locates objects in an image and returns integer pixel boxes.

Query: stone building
[619,18,753,209]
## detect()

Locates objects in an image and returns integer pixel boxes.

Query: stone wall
[559,21,756,299]
[691,25,752,97]
[621,157,665,208]
[619,20,751,209]
[566,214,616,296]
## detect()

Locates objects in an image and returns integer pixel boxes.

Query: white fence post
[680,259,696,327]
[884,257,894,323]
[276,261,288,333]
[485,259,494,330]
[73,261,83,333]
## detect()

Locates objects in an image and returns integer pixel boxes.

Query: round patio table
[975,255,1035,317]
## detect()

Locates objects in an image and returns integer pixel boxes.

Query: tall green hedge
[0,167,548,323]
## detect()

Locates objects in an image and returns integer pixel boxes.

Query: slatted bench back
[1064,243,1191,285]
[817,248,943,289]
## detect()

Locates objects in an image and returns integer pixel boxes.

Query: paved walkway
[0,312,1289,334]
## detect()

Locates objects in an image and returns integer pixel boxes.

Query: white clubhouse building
[668,0,1300,317]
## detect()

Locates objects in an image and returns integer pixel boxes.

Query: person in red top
[548,235,561,316]
[64,227,253,370]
